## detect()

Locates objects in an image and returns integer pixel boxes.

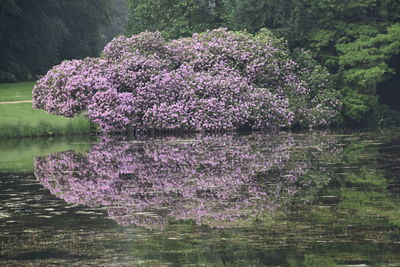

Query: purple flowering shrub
[33,58,111,117]
[87,89,135,132]
[33,28,341,132]
[35,134,340,228]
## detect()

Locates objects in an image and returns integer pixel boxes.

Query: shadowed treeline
[0,0,127,82]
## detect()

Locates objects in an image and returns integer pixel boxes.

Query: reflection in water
[1,132,400,266]
[35,134,339,228]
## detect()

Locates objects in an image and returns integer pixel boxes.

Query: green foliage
[336,23,400,94]
[341,89,375,123]
[126,0,227,39]
[0,0,116,82]
[298,0,400,124]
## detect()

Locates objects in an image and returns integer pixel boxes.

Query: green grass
[0,81,35,102]
[0,137,93,172]
[0,82,94,138]
[0,103,93,138]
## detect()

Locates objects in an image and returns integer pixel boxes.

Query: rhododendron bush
[34,133,340,228]
[33,29,341,133]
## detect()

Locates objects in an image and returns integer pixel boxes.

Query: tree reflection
[35,133,340,228]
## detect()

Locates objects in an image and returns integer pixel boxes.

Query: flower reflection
[35,134,338,228]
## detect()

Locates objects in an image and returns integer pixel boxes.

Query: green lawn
[0,81,35,102]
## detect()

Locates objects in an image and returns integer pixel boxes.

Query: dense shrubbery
[33,29,341,133]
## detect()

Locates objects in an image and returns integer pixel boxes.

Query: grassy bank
[0,103,92,138]
[0,82,93,138]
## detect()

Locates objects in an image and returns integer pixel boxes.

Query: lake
[1,130,400,266]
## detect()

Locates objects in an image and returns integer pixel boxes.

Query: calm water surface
[1,131,400,266]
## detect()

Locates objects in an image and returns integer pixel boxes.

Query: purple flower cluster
[33,29,341,132]
[33,58,111,117]
[34,133,340,228]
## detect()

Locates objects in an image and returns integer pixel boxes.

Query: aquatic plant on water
[33,29,341,133]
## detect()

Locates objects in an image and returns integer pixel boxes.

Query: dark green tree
[221,0,400,124]
[0,0,116,82]
[300,0,400,124]
[126,0,227,39]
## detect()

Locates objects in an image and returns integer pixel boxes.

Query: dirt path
[0,100,32,104]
